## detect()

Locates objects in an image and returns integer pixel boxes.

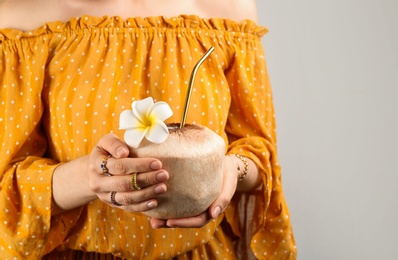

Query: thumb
[94,133,130,159]
[209,159,238,219]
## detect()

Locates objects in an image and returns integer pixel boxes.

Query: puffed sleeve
[223,29,297,259]
[0,34,82,258]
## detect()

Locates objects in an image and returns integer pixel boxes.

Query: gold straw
[180,46,215,128]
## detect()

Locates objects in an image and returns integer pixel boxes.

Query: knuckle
[141,175,152,187]
[134,159,152,172]
[116,179,132,191]
[124,203,146,213]
[108,134,120,146]
[218,196,231,208]
[97,133,125,154]
[97,134,112,147]
[88,180,101,193]
[88,160,100,173]
[140,189,153,200]
[197,216,211,228]
[120,195,135,205]
[112,160,128,174]
[88,162,95,172]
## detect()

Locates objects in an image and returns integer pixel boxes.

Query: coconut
[129,123,225,219]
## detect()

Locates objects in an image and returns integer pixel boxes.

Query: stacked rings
[131,172,141,191]
[101,155,112,176]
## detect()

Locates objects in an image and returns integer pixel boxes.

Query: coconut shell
[129,123,225,219]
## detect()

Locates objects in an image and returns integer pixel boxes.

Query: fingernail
[150,160,162,170]
[156,171,168,182]
[166,220,177,228]
[115,147,128,157]
[151,223,161,229]
[154,184,166,194]
[212,206,221,219]
[147,201,157,208]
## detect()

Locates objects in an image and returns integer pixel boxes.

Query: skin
[0,0,258,31]
[0,0,262,229]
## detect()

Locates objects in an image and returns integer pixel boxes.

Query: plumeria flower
[119,97,173,148]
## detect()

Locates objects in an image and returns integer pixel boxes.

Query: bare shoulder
[0,0,56,30]
[0,0,13,29]
[0,0,75,31]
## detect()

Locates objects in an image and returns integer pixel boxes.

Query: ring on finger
[101,155,112,176]
[131,172,141,191]
[110,191,123,206]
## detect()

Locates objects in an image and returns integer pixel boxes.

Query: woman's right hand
[52,133,169,215]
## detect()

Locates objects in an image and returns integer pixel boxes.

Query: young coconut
[119,97,225,219]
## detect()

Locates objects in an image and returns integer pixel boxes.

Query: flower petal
[120,97,174,148]
[149,101,173,121]
[145,120,170,144]
[132,97,154,119]
[119,110,144,129]
[124,128,148,148]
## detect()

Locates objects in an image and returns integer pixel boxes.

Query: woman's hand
[52,133,169,215]
[149,155,239,229]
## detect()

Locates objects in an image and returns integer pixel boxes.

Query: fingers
[110,195,158,212]
[150,218,167,229]
[165,212,212,228]
[156,182,232,228]
[150,212,212,229]
[101,183,167,212]
[89,134,170,213]
[98,157,162,176]
[91,134,163,178]
[94,133,130,159]
[200,155,238,221]
[209,157,238,219]
[89,134,166,192]
[90,168,168,192]
[150,156,239,229]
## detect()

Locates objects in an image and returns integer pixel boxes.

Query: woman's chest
[0,0,236,31]
[42,31,231,159]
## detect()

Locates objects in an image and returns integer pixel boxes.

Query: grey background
[257,0,398,259]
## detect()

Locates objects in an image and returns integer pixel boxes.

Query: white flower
[119,97,173,148]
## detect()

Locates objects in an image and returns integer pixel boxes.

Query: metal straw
[180,46,215,128]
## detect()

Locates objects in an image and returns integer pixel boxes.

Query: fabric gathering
[0,15,296,259]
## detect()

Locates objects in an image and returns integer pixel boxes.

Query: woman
[0,0,296,258]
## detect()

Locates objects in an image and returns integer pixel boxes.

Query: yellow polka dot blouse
[0,15,296,259]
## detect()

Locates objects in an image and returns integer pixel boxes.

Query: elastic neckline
[0,15,268,41]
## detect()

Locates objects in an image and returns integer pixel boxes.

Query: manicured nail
[147,201,157,208]
[156,171,168,182]
[212,206,221,219]
[150,160,162,170]
[154,184,166,194]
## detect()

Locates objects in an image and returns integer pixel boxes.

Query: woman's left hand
[150,155,238,228]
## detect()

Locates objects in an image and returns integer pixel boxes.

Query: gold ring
[131,172,141,191]
[110,191,123,206]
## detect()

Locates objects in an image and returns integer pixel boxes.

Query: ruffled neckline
[0,15,267,41]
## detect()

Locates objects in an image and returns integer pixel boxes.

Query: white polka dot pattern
[0,15,296,259]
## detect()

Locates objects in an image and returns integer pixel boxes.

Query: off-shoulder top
[0,15,296,259]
